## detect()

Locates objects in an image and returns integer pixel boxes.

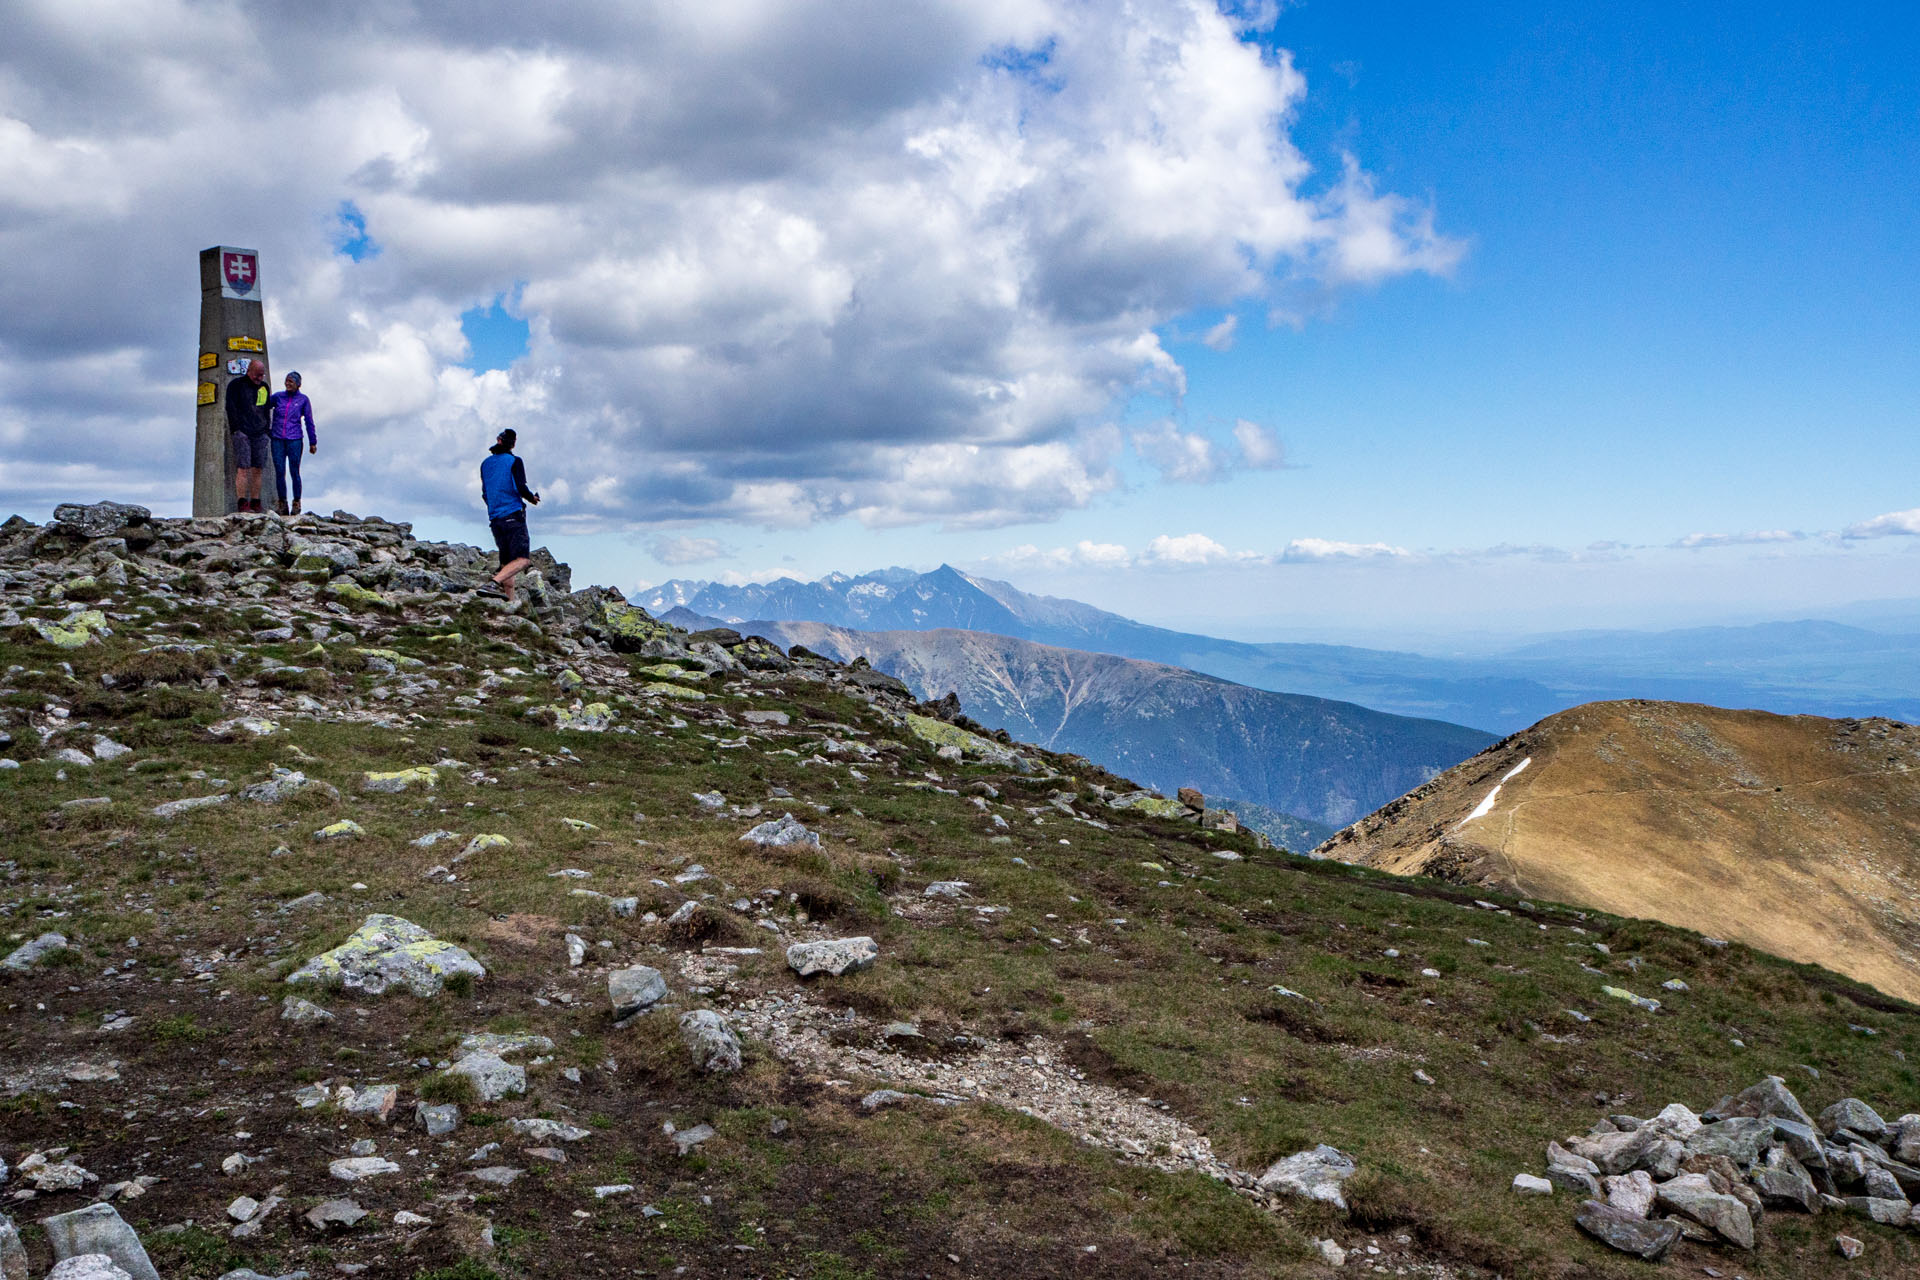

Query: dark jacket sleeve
[225,377,249,432]
[511,457,536,501]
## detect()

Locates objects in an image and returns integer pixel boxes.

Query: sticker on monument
[198,381,218,406]
[199,352,218,370]
[227,336,264,352]
[218,248,261,300]
[227,358,251,375]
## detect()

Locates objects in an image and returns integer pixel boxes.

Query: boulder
[1893,1114,1920,1164]
[1255,1145,1357,1210]
[679,1009,743,1073]
[328,1157,400,1182]
[280,995,335,1026]
[1820,1099,1891,1141]
[741,813,822,849]
[286,914,485,997]
[3,932,69,971]
[303,1198,367,1230]
[1544,1164,1600,1196]
[1683,1117,1773,1166]
[1574,1201,1681,1260]
[509,1118,592,1143]
[52,502,149,538]
[1567,1126,1682,1178]
[1648,1102,1703,1139]
[1655,1172,1755,1249]
[0,1213,26,1280]
[445,1051,525,1101]
[786,936,879,978]
[1512,1173,1553,1196]
[1750,1154,1820,1213]
[417,1103,460,1137]
[343,1084,399,1122]
[46,1257,132,1280]
[1603,1170,1656,1219]
[608,966,668,1018]
[38,1204,159,1280]
[1842,1196,1911,1227]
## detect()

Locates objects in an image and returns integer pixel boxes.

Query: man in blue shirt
[477,429,541,601]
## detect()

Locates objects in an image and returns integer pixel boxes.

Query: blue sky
[2,1,1915,642]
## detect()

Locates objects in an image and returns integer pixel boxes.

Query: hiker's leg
[285,440,303,502]
[270,438,290,506]
[495,556,532,589]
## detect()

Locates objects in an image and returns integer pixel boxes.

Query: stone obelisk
[194,247,269,517]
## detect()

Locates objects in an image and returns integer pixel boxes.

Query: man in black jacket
[223,359,271,514]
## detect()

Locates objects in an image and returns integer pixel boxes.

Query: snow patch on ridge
[1457,757,1531,828]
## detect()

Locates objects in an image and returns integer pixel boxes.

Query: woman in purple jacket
[267,371,317,515]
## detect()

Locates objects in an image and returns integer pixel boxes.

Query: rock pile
[1529,1075,1920,1260]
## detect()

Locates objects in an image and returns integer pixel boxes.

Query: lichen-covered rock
[641,682,706,701]
[552,702,615,730]
[457,833,510,861]
[52,501,150,538]
[1106,791,1193,820]
[590,601,671,651]
[1600,985,1661,1013]
[280,995,335,1026]
[33,610,110,649]
[786,936,879,978]
[1256,1145,1357,1209]
[679,1009,742,1073]
[314,819,366,840]
[903,713,1022,766]
[325,580,387,608]
[0,1211,25,1280]
[1820,1098,1891,1141]
[741,813,821,849]
[209,717,280,739]
[286,914,485,997]
[46,1255,132,1280]
[362,766,438,793]
[3,932,69,971]
[152,794,229,819]
[1655,1172,1755,1248]
[242,768,337,804]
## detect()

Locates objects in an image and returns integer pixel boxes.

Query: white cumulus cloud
[1671,529,1806,550]
[1280,537,1410,561]
[0,0,1459,530]
[1843,509,1920,540]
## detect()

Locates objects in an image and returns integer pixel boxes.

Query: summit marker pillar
[194,246,269,517]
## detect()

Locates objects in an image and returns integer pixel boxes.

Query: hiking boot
[275,497,289,516]
[290,498,302,515]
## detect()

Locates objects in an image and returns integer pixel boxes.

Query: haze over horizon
[3,2,1916,639]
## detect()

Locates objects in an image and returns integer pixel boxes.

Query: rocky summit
[0,501,1916,1279]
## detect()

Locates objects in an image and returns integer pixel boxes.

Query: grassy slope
[2,585,1917,1280]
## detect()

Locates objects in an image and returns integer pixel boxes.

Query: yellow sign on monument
[197,381,218,406]
[227,336,264,353]
[199,352,218,370]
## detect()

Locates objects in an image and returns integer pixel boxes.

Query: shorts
[231,431,270,469]
[491,511,531,564]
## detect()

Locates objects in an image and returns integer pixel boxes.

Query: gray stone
[343,1084,399,1122]
[3,932,69,971]
[455,1032,554,1057]
[609,965,668,1018]
[924,881,970,898]
[1511,1173,1552,1195]
[0,1212,25,1280]
[1863,1164,1905,1200]
[91,736,131,762]
[1545,1140,1598,1175]
[1893,1115,1920,1164]
[1255,1145,1357,1210]
[151,794,229,818]
[786,936,879,978]
[328,1156,400,1182]
[1603,1170,1656,1219]
[1770,1117,1830,1172]
[1575,1201,1681,1260]
[669,1124,716,1155]
[468,1167,522,1187]
[38,1204,159,1280]
[740,813,821,848]
[227,1196,260,1223]
[679,1009,743,1073]
[1750,1156,1820,1213]
[861,1089,912,1112]
[417,1103,461,1137]
[1655,1172,1755,1248]
[303,1198,367,1230]
[446,1051,525,1101]
[1821,1099,1891,1141]
[1647,1102,1702,1138]
[242,768,337,804]
[53,501,149,537]
[1568,1126,1682,1177]
[1683,1116,1773,1167]
[1543,1164,1600,1196]
[1842,1196,1911,1227]
[1835,1233,1864,1259]
[509,1118,591,1143]
[1708,1075,1817,1130]
[46,1257,132,1280]
[280,995,335,1026]
[286,914,486,997]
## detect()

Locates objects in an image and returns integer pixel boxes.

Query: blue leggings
[271,437,305,501]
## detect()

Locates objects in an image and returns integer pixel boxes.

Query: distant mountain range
[661,612,1494,833]
[642,569,1920,732]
